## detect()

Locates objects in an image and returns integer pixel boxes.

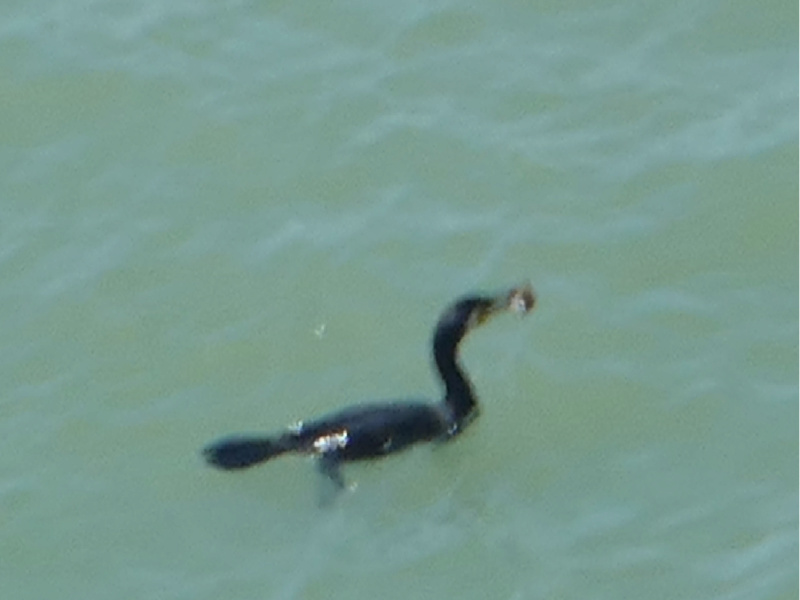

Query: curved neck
[433,320,478,431]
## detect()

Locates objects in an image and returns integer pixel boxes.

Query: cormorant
[202,283,535,490]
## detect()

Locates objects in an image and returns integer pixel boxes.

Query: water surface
[1,1,797,599]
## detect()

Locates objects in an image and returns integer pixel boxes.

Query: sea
[1,0,797,598]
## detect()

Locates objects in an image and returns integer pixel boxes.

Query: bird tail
[202,432,300,470]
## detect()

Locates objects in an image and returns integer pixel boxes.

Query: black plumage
[202,283,535,490]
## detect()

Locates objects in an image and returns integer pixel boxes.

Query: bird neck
[433,325,478,430]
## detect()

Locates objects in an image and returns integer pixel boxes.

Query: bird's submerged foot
[316,452,347,507]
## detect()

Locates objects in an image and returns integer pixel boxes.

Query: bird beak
[473,283,536,327]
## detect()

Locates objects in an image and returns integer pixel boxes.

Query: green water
[1,0,796,598]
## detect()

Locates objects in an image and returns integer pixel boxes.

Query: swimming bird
[202,283,535,490]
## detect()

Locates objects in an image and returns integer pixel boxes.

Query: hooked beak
[474,282,536,326]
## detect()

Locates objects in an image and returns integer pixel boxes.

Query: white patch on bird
[288,420,304,433]
[313,430,349,452]
[313,323,326,338]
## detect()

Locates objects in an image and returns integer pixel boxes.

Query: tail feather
[203,434,297,470]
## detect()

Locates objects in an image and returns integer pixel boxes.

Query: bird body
[202,283,535,490]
